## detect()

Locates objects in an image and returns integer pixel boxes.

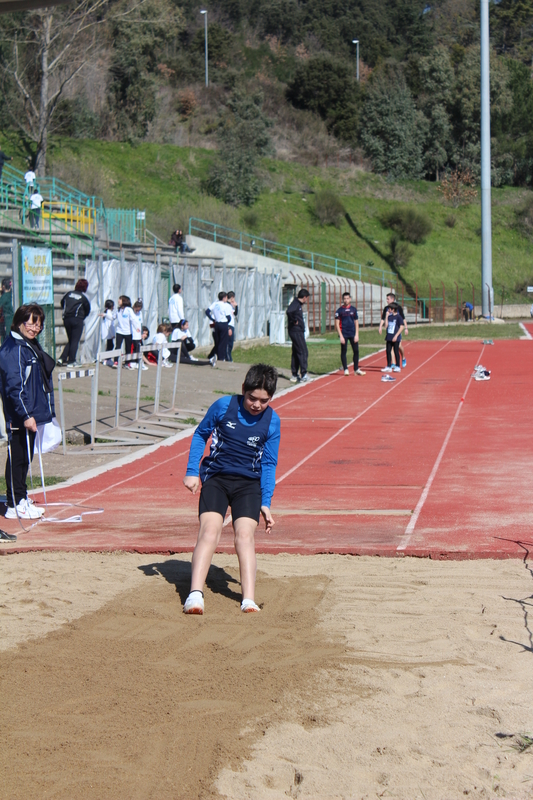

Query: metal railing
[188,217,398,286]
[1,164,145,244]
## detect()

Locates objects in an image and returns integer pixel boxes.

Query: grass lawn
[232,322,522,375]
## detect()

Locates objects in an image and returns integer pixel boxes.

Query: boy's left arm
[260,413,281,533]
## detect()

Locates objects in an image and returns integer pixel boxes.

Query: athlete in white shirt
[168,284,184,327]
[206,292,232,361]
[113,295,136,367]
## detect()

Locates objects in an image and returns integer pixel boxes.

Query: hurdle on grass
[57,367,96,456]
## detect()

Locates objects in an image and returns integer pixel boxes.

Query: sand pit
[1,551,533,799]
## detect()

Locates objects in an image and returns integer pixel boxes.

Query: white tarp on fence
[79,257,282,362]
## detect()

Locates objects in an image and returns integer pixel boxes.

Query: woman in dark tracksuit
[0,303,55,521]
[59,278,91,365]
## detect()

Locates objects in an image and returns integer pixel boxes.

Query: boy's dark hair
[104,299,114,310]
[142,325,149,335]
[218,291,228,301]
[227,291,235,299]
[386,292,396,299]
[119,295,131,308]
[2,277,12,292]
[173,284,181,293]
[342,292,351,298]
[12,303,45,331]
[75,278,89,293]
[243,363,278,398]
[297,288,310,299]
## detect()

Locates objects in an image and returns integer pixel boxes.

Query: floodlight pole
[480,0,493,317]
[200,10,208,87]
[352,39,359,82]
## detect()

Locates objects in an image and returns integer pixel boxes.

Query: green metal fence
[188,217,398,286]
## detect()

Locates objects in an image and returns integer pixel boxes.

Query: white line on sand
[396,344,485,551]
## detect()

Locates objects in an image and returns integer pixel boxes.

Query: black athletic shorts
[199,473,262,523]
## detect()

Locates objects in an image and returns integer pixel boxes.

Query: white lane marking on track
[82,447,191,502]
[396,343,485,551]
[519,322,533,340]
[276,340,451,486]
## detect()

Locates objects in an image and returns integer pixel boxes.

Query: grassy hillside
[3,134,533,302]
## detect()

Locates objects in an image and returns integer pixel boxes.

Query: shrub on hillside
[312,191,345,228]
[381,207,432,243]
[445,214,456,228]
[389,234,412,268]
[516,195,533,239]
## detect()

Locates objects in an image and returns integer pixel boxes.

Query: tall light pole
[480,0,493,317]
[200,9,208,87]
[352,39,359,82]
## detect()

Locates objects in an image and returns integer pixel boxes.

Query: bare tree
[0,0,109,175]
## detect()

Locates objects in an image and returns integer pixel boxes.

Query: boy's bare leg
[233,516,258,601]
[190,512,224,592]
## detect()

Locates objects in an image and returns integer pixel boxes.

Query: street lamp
[352,39,359,82]
[200,9,208,87]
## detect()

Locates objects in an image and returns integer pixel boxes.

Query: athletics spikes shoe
[402,358,407,368]
[381,375,395,382]
[0,529,17,542]
[183,591,204,615]
[5,498,45,520]
[344,369,350,376]
[381,366,392,373]
[355,368,366,376]
[241,599,261,613]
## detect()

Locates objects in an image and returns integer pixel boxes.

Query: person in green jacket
[0,278,14,344]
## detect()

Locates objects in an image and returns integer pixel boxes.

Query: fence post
[470,282,475,317]
[415,283,418,325]
[321,283,326,333]
[441,282,446,324]
[454,281,459,321]
[428,281,432,323]
[485,282,492,319]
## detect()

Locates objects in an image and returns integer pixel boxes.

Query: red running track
[1,339,531,558]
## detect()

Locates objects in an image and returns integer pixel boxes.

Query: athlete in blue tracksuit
[183,363,281,615]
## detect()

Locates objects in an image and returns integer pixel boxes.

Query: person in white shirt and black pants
[206,291,232,361]
[226,291,238,362]
[168,284,184,331]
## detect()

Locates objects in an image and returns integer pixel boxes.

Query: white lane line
[396,344,485,551]
[276,341,451,486]
[519,322,533,340]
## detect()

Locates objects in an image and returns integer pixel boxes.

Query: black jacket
[61,291,90,319]
[286,298,305,332]
[0,332,55,432]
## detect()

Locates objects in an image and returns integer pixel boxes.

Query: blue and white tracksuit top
[0,332,55,434]
[186,395,281,508]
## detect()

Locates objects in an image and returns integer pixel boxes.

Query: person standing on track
[335,292,366,377]
[182,363,281,615]
[287,288,310,383]
[379,292,408,368]
[381,303,405,376]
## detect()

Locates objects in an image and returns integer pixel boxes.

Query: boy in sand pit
[182,364,281,615]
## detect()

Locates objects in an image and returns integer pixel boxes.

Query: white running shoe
[392,365,401,373]
[5,498,45,520]
[355,368,366,376]
[344,369,350,376]
[210,356,217,367]
[381,366,392,373]
[300,373,310,382]
[290,376,298,383]
[183,591,204,614]
[162,359,173,369]
[141,363,149,370]
[381,375,395,382]
[241,599,261,613]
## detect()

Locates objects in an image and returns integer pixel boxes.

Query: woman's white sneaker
[5,498,45,519]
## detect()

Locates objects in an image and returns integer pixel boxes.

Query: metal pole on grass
[58,375,67,456]
[200,10,208,87]
[480,0,493,317]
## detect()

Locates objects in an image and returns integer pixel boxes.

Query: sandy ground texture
[2,551,533,800]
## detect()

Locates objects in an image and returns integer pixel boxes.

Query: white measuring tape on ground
[7,429,105,532]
